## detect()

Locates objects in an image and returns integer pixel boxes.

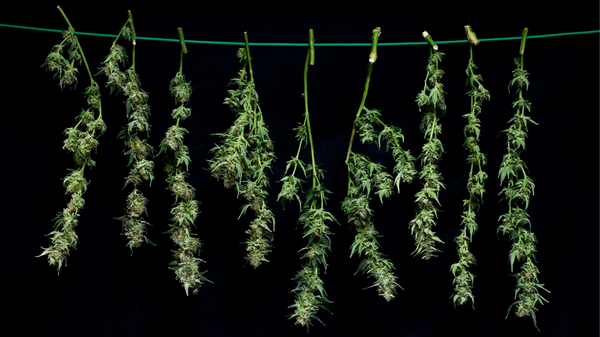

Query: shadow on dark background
[0,3,598,337]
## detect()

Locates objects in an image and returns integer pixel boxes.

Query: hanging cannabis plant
[450,26,490,308]
[278,30,338,328]
[158,28,210,295]
[39,6,106,272]
[409,31,446,260]
[208,33,276,268]
[98,11,155,251]
[498,28,549,329]
[342,27,417,301]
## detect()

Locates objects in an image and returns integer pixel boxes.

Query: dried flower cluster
[410,33,446,260]
[343,28,416,301]
[498,30,548,329]
[41,28,80,89]
[208,44,276,268]
[279,34,337,328]
[160,68,209,295]
[99,18,155,251]
[39,9,106,272]
[450,28,490,307]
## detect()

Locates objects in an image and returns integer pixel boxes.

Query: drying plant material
[450,26,490,308]
[39,6,106,272]
[278,30,337,328]
[410,31,446,260]
[208,33,276,268]
[342,28,417,301]
[158,28,209,295]
[99,11,155,251]
[497,28,549,329]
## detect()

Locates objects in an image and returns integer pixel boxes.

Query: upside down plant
[99,11,155,251]
[278,30,338,328]
[450,26,490,308]
[158,28,210,295]
[498,28,549,329]
[410,31,446,260]
[208,33,276,268]
[342,27,417,301]
[39,6,106,272]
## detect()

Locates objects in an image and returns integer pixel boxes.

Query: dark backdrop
[1,3,598,337]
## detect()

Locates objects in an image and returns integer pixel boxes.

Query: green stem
[369,27,381,63]
[309,28,315,66]
[519,27,528,56]
[345,28,381,164]
[131,42,136,70]
[303,49,318,187]
[128,11,136,46]
[112,23,129,48]
[57,6,74,32]
[179,49,184,75]
[345,63,373,163]
[128,11,136,70]
[243,32,260,122]
[464,25,479,46]
[428,113,437,142]
[178,27,187,74]
[469,44,474,70]
[244,32,254,84]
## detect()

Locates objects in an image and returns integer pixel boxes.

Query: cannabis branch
[99,11,155,251]
[450,26,490,308]
[410,31,446,260]
[158,28,210,295]
[39,6,106,272]
[342,27,417,301]
[497,28,549,329]
[208,33,276,268]
[278,29,338,328]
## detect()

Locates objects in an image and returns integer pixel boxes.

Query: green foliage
[208,47,275,268]
[450,44,490,308]
[343,114,416,301]
[286,177,336,327]
[102,19,155,251]
[410,48,446,260]
[498,51,548,329]
[39,12,104,272]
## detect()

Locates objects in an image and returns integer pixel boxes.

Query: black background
[0,3,598,337]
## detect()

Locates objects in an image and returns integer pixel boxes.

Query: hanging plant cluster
[98,11,156,251]
[278,29,338,328]
[38,6,106,272]
[497,28,549,329]
[410,31,446,260]
[207,33,276,268]
[342,27,417,302]
[37,7,548,330]
[159,28,210,295]
[449,25,490,308]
